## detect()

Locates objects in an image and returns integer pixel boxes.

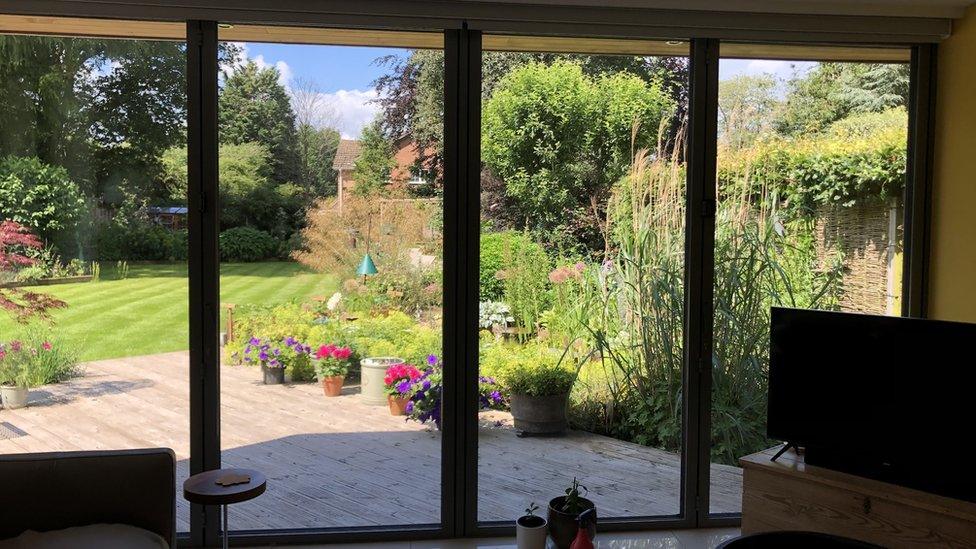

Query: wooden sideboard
[740,447,976,548]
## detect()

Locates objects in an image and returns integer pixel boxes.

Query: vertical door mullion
[186,19,222,548]
[442,25,482,538]
[903,44,936,319]
[685,37,720,526]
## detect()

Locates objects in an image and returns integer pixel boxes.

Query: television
[768,307,976,502]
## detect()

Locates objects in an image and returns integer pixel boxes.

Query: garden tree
[372,50,684,179]
[481,61,673,253]
[219,61,301,186]
[0,221,66,323]
[718,74,781,151]
[777,62,910,136]
[0,156,86,247]
[290,77,341,198]
[161,142,301,238]
[351,120,396,197]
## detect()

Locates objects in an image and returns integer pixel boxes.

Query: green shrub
[503,350,576,397]
[219,227,277,262]
[0,156,86,244]
[94,222,186,261]
[479,230,550,306]
[345,311,441,366]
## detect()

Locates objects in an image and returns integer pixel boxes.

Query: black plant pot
[262,365,285,385]
[547,496,596,549]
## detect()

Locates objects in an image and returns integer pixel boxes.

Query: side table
[183,468,266,548]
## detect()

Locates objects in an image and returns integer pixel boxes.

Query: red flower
[383,364,420,386]
[42,341,52,351]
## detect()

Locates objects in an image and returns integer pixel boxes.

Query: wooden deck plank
[0,352,742,530]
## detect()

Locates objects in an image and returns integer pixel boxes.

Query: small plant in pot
[384,363,422,415]
[505,352,577,435]
[404,355,506,429]
[243,337,285,385]
[547,478,596,549]
[0,340,31,409]
[515,502,547,549]
[314,343,352,397]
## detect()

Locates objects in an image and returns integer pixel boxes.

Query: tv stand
[741,446,976,547]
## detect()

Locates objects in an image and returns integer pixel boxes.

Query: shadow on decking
[27,377,155,407]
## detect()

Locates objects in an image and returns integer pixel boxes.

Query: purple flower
[491,390,502,402]
[244,346,251,354]
[285,336,296,346]
[405,401,414,413]
[422,379,431,390]
[259,351,269,361]
[397,380,412,394]
[427,354,438,366]
[249,337,260,345]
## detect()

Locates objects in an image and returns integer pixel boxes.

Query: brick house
[332,135,435,211]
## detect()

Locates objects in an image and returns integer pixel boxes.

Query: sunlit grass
[0,262,338,361]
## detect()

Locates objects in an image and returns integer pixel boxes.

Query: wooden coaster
[215,473,251,487]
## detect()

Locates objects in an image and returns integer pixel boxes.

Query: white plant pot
[359,357,405,406]
[0,385,28,409]
[516,515,548,549]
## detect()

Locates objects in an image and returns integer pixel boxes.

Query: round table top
[183,468,267,505]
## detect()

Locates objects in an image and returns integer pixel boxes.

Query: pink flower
[0,350,5,361]
[42,341,52,351]
[9,340,21,352]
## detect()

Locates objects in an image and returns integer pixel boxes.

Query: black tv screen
[768,307,976,501]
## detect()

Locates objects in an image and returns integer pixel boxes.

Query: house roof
[333,139,362,171]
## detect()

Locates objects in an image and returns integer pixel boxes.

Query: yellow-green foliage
[718,107,908,215]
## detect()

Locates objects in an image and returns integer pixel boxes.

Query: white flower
[326,292,342,311]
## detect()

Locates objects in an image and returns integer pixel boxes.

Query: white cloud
[315,89,380,139]
[745,59,792,75]
[252,54,293,86]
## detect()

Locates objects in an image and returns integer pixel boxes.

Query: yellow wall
[930,5,976,322]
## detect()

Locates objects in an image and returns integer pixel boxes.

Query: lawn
[0,262,338,361]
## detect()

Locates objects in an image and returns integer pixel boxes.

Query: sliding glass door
[214,24,445,532]
[474,35,693,526]
[0,17,192,532]
[707,43,913,516]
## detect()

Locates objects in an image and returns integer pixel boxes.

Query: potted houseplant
[243,337,285,385]
[314,343,352,397]
[506,354,577,435]
[281,337,314,382]
[384,363,422,415]
[547,478,596,549]
[0,340,30,409]
[515,502,547,549]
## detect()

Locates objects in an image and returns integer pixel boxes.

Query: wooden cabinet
[740,447,976,548]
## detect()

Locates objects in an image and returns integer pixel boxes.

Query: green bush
[219,227,277,262]
[503,351,576,397]
[718,107,908,217]
[0,156,86,244]
[479,230,549,301]
[94,222,187,261]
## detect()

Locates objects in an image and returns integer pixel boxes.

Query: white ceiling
[453,0,976,18]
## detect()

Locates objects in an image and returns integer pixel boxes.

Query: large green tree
[482,61,673,253]
[777,62,909,136]
[218,61,301,186]
[352,119,396,197]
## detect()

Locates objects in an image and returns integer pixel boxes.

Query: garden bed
[0,275,93,289]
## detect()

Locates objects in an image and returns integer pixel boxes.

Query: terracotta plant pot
[547,496,596,549]
[388,395,410,416]
[321,375,345,397]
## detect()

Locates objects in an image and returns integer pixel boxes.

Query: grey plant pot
[510,393,569,435]
[261,365,285,385]
[360,357,405,405]
[0,385,28,409]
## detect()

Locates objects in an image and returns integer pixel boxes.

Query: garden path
[0,352,742,532]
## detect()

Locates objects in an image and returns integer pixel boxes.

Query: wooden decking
[0,352,742,531]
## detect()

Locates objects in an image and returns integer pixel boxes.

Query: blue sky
[237,42,815,139]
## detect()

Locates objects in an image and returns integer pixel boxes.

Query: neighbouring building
[332,135,436,211]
